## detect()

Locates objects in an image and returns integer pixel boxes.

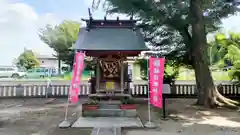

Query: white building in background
[34,53,67,68]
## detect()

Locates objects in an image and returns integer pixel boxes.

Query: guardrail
[0,83,239,98]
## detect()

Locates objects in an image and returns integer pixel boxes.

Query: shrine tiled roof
[74,27,148,51]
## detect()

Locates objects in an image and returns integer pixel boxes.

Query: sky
[0,0,240,65]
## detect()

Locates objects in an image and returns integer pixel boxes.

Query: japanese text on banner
[149,57,165,108]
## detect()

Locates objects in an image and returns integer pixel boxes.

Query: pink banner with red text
[69,52,85,103]
[149,57,165,108]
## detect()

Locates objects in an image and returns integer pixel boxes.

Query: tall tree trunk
[58,54,61,76]
[190,0,213,106]
[190,0,239,108]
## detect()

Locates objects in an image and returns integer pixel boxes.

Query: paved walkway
[91,127,121,135]
[124,131,240,135]
[72,117,143,135]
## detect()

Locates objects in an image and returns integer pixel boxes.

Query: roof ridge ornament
[82,10,138,29]
[86,8,93,32]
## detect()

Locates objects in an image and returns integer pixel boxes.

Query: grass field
[177,69,230,80]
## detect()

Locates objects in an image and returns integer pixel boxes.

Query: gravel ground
[0,98,92,135]
[0,98,239,135]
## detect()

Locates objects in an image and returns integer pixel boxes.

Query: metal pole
[147,57,151,123]
[144,55,156,128]
[63,50,77,121]
[162,95,166,119]
[46,78,51,99]
[64,96,70,120]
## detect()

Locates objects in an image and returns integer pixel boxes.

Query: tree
[92,0,239,108]
[227,45,240,83]
[135,58,179,85]
[215,32,240,83]
[17,50,40,70]
[208,41,224,65]
[84,57,98,70]
[38,21,80,72]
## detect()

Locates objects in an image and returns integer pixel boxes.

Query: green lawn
[62,70,91,80]
[177,69,230,80]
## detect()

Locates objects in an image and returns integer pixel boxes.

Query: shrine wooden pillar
[96,59,100,92]
[120,62,124,93]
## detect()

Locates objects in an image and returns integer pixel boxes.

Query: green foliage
[214,32,240,83]
[17,50,40,70]
[135,58,179,84]
[134,58,147,80]
[84,57,98,70]
[208,41,221,65]
[94,0,238,67]
[38,21,80,67]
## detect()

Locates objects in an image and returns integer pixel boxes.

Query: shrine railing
[132,83,240,98]
[0,84,90,97]
[0,83,240,98]
[0,82,239,98]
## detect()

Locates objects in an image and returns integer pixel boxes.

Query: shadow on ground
[124,98,240,135]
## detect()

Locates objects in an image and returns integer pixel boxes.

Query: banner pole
[64,51,77,121]
[59,51,78,128]
[63,50,85,122]
[147,57,151,123]
[46,78,51,99]
[64,96,70,120]
[144,56,156,128]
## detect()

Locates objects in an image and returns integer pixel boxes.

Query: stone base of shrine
[89,93,132,100]
[82,101,137,117]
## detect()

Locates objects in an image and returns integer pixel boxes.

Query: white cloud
[0,0,60,65]
[82,0,128,20]
[83,0,93,7]
[1,0,240,66]
[221,12,240,33]
[207,13,240,41]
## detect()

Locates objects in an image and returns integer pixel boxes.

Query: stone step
[99,104,119,109]
[97,90,123,92]
[99,100,122,104]
[89,93,131,98]
[72,117,144,128]
[82,109,137,117]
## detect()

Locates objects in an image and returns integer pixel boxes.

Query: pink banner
[69,52,85,103]
[149,57,165,108]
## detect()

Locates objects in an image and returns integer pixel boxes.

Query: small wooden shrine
[74,15,147,99]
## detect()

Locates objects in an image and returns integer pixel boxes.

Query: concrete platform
[71,117,143,128]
